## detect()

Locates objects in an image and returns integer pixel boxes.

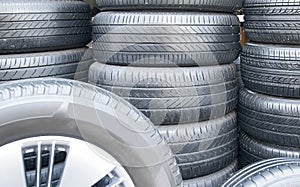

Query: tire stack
[0,0,93,83]
[239,0,300,167]
[89,1,242,186]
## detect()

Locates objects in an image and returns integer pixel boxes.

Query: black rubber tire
[96,0,243,12]
[183,160,237,187]
[89,62,238,125]
[241,43,300,98]
[223,158,300,186]
[92,12,241,66]
[239,132,300,168]
[0,48,94,82]
[158,112,238,180]
[238,88,300,148]
[0,0,91,54]
[244,0,300,44]
[0,78,182,187]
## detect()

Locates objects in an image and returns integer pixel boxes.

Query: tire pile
[0,0,93,83]
[89,0,242,186]
[239,0,300,166]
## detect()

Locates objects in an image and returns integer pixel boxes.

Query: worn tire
[0,48,94,82]
[223,158,300,186]
[96,0,243,12]
[239,132,300,167]
[0,78,182,187]
[158,112,238,179]
[93,12,240,66]
[89,62,238,125]
[239,88,300,148]
[244,0,300,44]
[241,43,300,98]
[0,0,91,54]
[183,160,238,187]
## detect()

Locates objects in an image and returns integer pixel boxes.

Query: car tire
[89,62,238,125]
[93,12,240,66]
[223,158,300,186]
[238,88,300,148]
[158,112,238,179]
[241,43,300,98]
[0,48,94,83]
[244,0,300,44]
[96,0,243,12]
[239,132,300,167]
[0,78,182,187]
[0,0,92,54]
[183,160,237,187]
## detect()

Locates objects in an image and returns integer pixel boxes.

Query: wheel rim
[0,136,135,187]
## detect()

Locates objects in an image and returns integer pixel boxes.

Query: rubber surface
[223,158,300,186]
[89,62,238,125]
[158,112,238,179]
[0,48,94,82]
[238,88,300,148]
[183,160,237,187]
[241,43,300,98]
[239,132,300,167]
[0,0,91,54]
[0,78,182,187]
[93,12,240,66]
[96,0,243,12]
[244,0,300,44]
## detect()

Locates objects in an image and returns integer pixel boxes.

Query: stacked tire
[0,0,93,83]
[89,1,242,186]
[239,0,300,167]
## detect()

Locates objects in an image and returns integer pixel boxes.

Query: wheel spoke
[59,140,116,186]
[107,176,126,187]
[36,143,42,187]
[47,143,56,187]
[0,142,27,186]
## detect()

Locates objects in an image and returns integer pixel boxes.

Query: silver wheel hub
[0,136,135,187]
